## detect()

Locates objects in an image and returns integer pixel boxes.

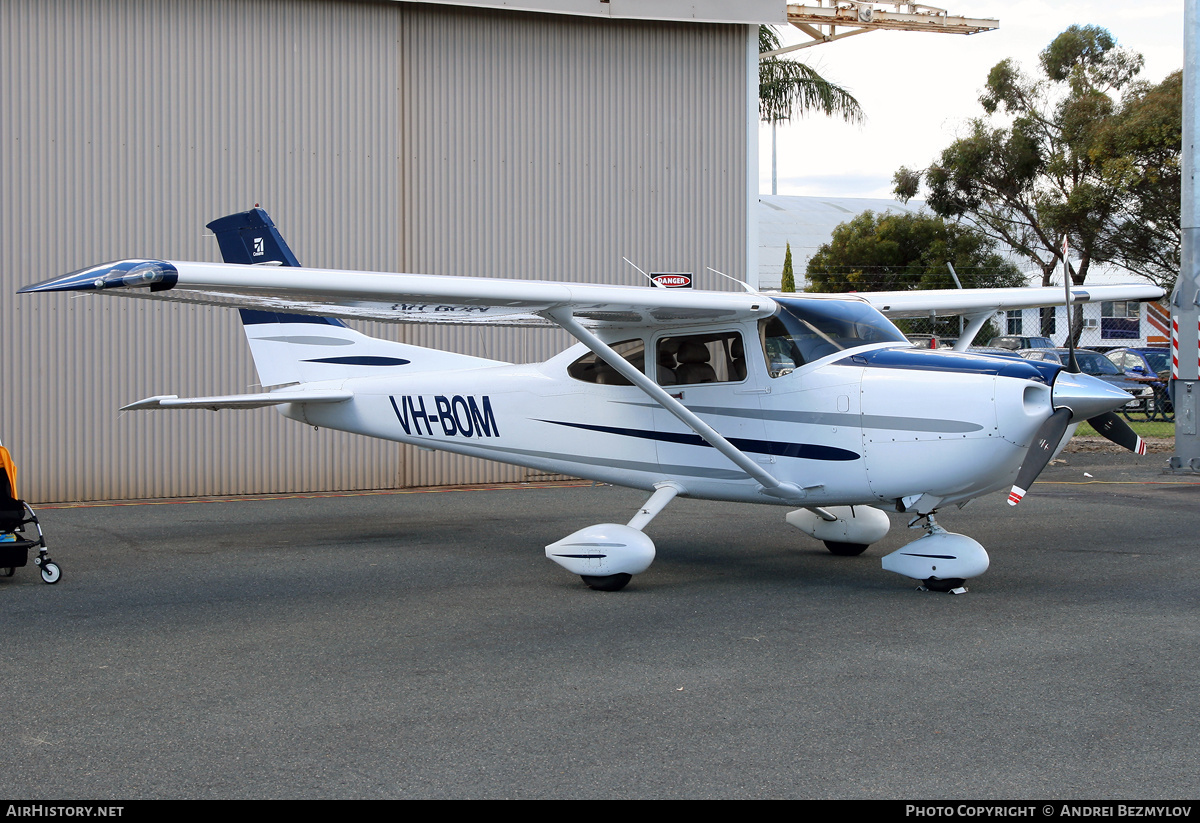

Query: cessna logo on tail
[389,394,499,438]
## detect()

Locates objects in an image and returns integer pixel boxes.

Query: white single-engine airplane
[21,209,1164,593]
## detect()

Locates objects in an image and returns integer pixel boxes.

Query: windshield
[1142,350,1169,373]
[1075,351,1122,376]
[761,297,907,376]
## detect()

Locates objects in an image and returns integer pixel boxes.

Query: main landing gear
[786,505,891,557]
[545,490,991,594]
[544,482,682,591]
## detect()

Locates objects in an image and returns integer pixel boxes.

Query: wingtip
[19,260,177,294]
[120,395,179,411]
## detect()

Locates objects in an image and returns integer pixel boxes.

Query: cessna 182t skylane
[20,209,1164,593]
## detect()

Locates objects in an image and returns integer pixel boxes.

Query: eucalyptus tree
[893,26,1180,299]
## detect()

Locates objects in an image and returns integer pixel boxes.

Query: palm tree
[759,26,864,194]
[759,27,864,124]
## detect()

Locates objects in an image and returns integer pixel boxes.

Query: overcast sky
[758,1,1186,199]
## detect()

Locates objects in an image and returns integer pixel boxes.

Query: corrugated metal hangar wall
[1,0,755,502]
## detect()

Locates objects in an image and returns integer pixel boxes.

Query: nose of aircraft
[1051,370,1133,419]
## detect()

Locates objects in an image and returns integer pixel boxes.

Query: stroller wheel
[40,562,61,585]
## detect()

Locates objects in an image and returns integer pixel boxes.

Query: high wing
[18,260,777,329]
[20,259,1164,329]
[857,285,1164,320]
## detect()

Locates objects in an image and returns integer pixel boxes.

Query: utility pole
[1170,0,1200,471]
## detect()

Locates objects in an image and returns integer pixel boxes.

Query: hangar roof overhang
[390,0,787,25]
[389,2,1000,36]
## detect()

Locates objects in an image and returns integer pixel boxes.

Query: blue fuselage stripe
[538,420,860,462]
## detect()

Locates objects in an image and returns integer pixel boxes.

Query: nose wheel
[881,514,988,594]
[580,573,633,592]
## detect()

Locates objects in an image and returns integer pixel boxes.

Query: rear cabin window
[567,340,645,385]
[655,332,746,386]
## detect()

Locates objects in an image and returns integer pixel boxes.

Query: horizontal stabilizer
[122,390,353,412]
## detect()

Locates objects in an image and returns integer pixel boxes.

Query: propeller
[1057,242,1142,450]
[1007,379,1145,506]
[1088,410,1148,455]
[1007,408,1072,505]
[1008,243,1146,504]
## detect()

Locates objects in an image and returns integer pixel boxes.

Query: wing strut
[545,309,808,502]
[952,312,996,352]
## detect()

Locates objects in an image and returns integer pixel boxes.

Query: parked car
[988,335,1053,350]
[1016,348,1067,364]
[905,333,944,349]
[1106,347,1170,380]
[1106,347,1173,420]
[1018,348,1155,413]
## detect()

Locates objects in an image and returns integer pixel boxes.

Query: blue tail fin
[207,208,346,329]
[208,208,504,387]
[206,207,302,267]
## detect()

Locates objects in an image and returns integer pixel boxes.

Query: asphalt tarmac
[2,451,1197,799]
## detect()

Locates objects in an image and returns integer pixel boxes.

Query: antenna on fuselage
[623,257,663,288]
[707,266,762,295]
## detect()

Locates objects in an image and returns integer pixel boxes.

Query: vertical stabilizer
[206,207,303,268]
[208,209,505,387]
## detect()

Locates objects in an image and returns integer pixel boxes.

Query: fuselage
[283,299,1063,512]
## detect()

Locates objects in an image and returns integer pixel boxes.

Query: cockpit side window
[567,339,645,385]
[656,331,745,385]
[760,317,803,377]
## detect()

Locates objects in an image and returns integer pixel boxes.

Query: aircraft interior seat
[729,337,747,381]
[675,340,717,384]
[593,363,629,385]
[657,349,678,385]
